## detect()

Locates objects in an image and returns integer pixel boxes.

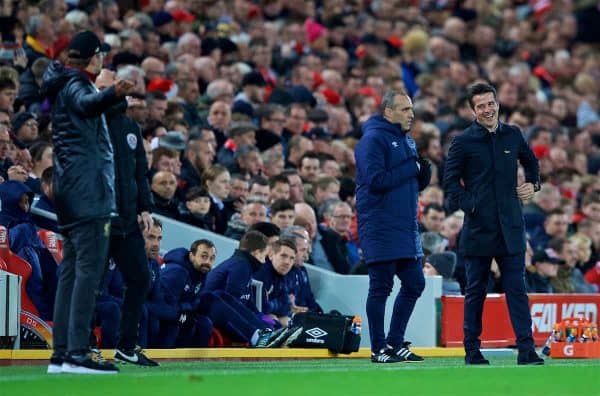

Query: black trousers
[463,254,535,352]
[109,229,150,350]
[53,218,111,353]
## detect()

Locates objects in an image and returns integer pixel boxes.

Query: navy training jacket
[355,114,423,264]
[159,248,206,317]
[203,249,263,306]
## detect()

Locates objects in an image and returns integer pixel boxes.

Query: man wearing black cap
[42,31,134,374]
[11,112,38,145]
[233,70,266,113]
[525,250,563,293]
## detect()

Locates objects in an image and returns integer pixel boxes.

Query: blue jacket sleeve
[144,261,179,320]
[224,264,251,300]
[158,266,189,319]
[356,135,418,193]
[300,269,321,312]
[443,136,474,213]
[269,284,291,317]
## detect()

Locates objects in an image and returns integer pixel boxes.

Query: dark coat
[106,103,153,235]
[284,265,321,312]
[354,114,425,263]
[151,192,180,220]
[18,68,43,112]
[179,158,202,195]
[0,181,34,228]
[203,249,263,306]
[252,260,290,317]
[443,122,540,256]
[177,202,214,231]
[525,271,554,293]
[144,258,182,321]
[23,41,47,68]
[98,260,125,303]
[31,193,58,232]
[0,181,55,319]
[318,225,352,274]
[160,248,207,318]
[41,61,123,230]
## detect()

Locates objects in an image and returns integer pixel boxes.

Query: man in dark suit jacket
[443,83,544,366]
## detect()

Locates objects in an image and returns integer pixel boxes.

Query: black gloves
[417,157,432,191]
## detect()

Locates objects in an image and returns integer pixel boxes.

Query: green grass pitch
[1,357,599,396]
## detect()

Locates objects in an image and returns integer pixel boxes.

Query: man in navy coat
[355,90,431,363]
[443,83,544,365]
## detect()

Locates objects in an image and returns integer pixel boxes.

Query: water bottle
[351,316,362,335]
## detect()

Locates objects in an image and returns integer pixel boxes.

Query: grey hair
[319,198,343,219]
[281,225,309,240]
[177,33,201,48]
[261,150,283,165]
[164,62,180,80]
[119,29,141,41]
[380,91,400,113]
[116,65,145,80]
[133,13,154,30]
[26,15,44,37]
[206,79,234,100]
[65,10,89,29]
[234,144,259,160]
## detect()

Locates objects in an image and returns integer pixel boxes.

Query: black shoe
[115,346,159,367]
[465,350,490,365]
[371,348,405,363]
[517,349,544,365]
[393,342,425,362]
[62,350,119,374]
[47,351,65,374]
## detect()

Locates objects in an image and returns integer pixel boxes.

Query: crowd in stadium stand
[0,0,599,348]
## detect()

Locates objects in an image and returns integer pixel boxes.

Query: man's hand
[289,294,308,313]
[13,49,28,68]
[7,165,27,182]
[139,211,153,233]
[114,79,135,97]
[517,182,535,204]
[233,197,246,212]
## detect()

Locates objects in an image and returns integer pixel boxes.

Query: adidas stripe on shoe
[371,348,405,363]
[393,342,424,362]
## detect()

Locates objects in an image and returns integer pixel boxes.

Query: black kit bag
[287,311,361,354]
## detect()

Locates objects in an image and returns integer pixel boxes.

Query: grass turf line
[1,357,599,396]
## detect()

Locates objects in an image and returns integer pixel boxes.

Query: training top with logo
[354,114,422,264]
[160,248,207,317]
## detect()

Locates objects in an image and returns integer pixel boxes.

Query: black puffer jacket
[105,102,153,235]
[41,61,122,230]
